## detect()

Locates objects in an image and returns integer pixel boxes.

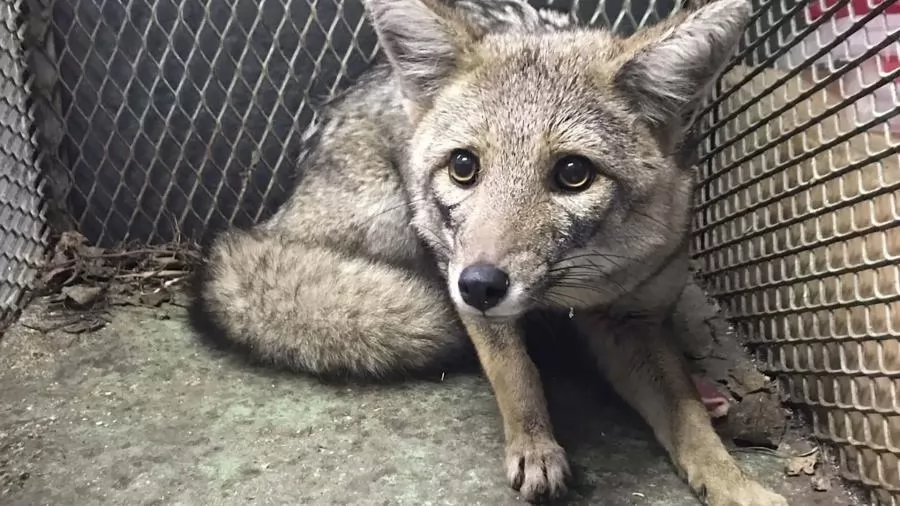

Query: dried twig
[114,270,189,280]
[35,231,201,316]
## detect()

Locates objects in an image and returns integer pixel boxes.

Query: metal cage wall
[0,0,49,328]
[691,0,900,503]
[32,0,685,249]
[1,0,898,502]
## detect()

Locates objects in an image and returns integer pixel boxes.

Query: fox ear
[365,0,477,112]
[613,0,752,141]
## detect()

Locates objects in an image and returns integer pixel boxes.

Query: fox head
[364,0,751,319]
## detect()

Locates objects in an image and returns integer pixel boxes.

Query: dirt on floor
[0,288,865,506]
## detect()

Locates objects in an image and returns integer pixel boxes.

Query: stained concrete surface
[1,297,864,506]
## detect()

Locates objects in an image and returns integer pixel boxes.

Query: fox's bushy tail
[189,228,470,379]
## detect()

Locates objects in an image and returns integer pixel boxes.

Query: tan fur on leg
[461,316,570,503]
[577,315,787,506]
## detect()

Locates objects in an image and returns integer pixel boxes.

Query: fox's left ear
[364,0,478,117]
[613,0,752,143]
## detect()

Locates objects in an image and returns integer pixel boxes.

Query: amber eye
[553,156,595,192]
[448,149,479,187]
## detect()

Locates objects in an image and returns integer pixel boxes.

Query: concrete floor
[1,296,863,506]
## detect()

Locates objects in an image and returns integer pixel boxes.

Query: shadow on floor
[0,299,862,505]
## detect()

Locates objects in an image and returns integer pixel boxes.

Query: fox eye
[448,149,479,187]
[553,156,595,192]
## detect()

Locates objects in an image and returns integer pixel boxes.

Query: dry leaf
[62,285,105,308]
[62,318,106,334]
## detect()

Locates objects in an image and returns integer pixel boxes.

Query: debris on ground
[61,285,104,308]
[676,276,789,448]
[139,289,173,308]
[812,474,831,492]
[729,444,843,496]
[26,231,201,333]
[720,363,787,447]
[726,363,772,399]
[725,391,787,448]
[785,448,820,477]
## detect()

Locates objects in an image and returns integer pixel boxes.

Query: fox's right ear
[364,0,477,117]
[613,0,751,147]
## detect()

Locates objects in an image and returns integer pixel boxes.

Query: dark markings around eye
[561,201,615,250]
[432,193,455,230]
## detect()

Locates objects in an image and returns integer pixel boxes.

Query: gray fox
[190,0,788,504]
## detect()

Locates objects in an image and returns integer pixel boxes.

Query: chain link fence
[34,0,680,249]
[35,0,374,247]
[0,0,48,328]
[2,0,898,501]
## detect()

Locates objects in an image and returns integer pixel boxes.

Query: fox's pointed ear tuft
[364,0,477,112]
[613,0,752,141]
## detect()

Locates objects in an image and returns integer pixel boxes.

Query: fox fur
[190,0,789,504]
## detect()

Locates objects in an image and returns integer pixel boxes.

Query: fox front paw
[702,478,788,506]
[505,436,570,503]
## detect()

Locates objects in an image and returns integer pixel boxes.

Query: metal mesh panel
[692,0,900,502]
[38,0,679,248]
[0,0,49,327]
[43,0,378,247]
[27,0,900,501]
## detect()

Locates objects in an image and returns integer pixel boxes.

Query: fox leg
[461,317,571,503]
[577,316,787,506]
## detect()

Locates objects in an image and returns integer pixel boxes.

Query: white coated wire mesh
[9,0,900,501]
[36,0,679,248]
[691,0,900,502]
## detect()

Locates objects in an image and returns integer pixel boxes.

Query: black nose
[458,264,510,311]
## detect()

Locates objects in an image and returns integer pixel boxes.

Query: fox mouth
[451,287,530,320]
[447,262,532,320]
[446,258,607,319]
[456,305,525,320]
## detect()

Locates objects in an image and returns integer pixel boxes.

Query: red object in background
[792,0,900,133]
[884,54,900,74]
[807,0,900,21]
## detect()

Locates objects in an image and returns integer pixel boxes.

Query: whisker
[629,207,672,232]
[552,251,634,263]
[360,195,429,225]
[542,289,593,309]
[548,264,615,275]
[526,293,560,310]
[548,252,629,273]
[549,263,628,296]
[581,257,630,295]
[551,282,614,297]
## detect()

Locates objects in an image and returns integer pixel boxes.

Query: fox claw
[505,437,570,503]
